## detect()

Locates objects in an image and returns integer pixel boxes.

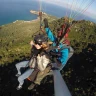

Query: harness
[46,44,74,61]
[59,45,74,60]
[57,23,70,45]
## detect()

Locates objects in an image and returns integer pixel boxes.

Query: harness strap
[58,23,70,44]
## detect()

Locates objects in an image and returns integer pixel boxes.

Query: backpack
[57,23,70,46]
[59,45,74,70]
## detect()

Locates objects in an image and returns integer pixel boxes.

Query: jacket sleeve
[37,55,50,71]
[45,28,57,42]
[58,49,69,65]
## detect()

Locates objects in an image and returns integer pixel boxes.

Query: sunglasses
[34,40,42,45]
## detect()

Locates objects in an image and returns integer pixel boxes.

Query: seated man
[16,34,51,90]
[15,40,42,77]
[27,42,52,90]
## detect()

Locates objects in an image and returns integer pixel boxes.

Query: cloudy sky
[41,0,96,20]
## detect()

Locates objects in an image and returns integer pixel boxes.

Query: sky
[0,0,96,20]
[41,0,96,20]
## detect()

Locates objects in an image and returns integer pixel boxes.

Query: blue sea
[0,0,96,26]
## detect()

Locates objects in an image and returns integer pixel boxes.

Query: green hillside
[49,18,96,53]
[0,16,96,66]
[0,15,58,65]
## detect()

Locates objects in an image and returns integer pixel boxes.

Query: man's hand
[43,18,49,28]
[30,41,34,46]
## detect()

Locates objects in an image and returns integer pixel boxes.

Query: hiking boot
[15,73,21,77]
[28,83,35,90]
[16,85,22,90]
[43,18,48,28]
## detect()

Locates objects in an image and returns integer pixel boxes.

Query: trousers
[15,61,29,75]
[34,66,51,85]
[18,68,34,86]
[15,61,34,86]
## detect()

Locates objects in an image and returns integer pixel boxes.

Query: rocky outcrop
[30,10,47,15]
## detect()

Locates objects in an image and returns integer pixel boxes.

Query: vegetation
[0,15,58,65]
[0,15,96,66]
[0,14,96,96]
[49,18,96,53]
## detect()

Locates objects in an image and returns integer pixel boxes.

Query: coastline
[0,18,39,26]
[1,10,46,26]
[1,10,48,26]
[12,17,39,24]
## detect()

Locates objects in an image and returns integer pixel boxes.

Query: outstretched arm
[45,28,57,42]
[43,18,57,42]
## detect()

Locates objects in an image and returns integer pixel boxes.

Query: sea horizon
[0,0,96,26]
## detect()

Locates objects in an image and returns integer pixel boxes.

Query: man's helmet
[34,34,48,45]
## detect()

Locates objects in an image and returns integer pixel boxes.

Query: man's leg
[28,66,51,90]
[16,68,34,90]
[15,61,29,76]
[35,66,52,84]
[28,68,39,82]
